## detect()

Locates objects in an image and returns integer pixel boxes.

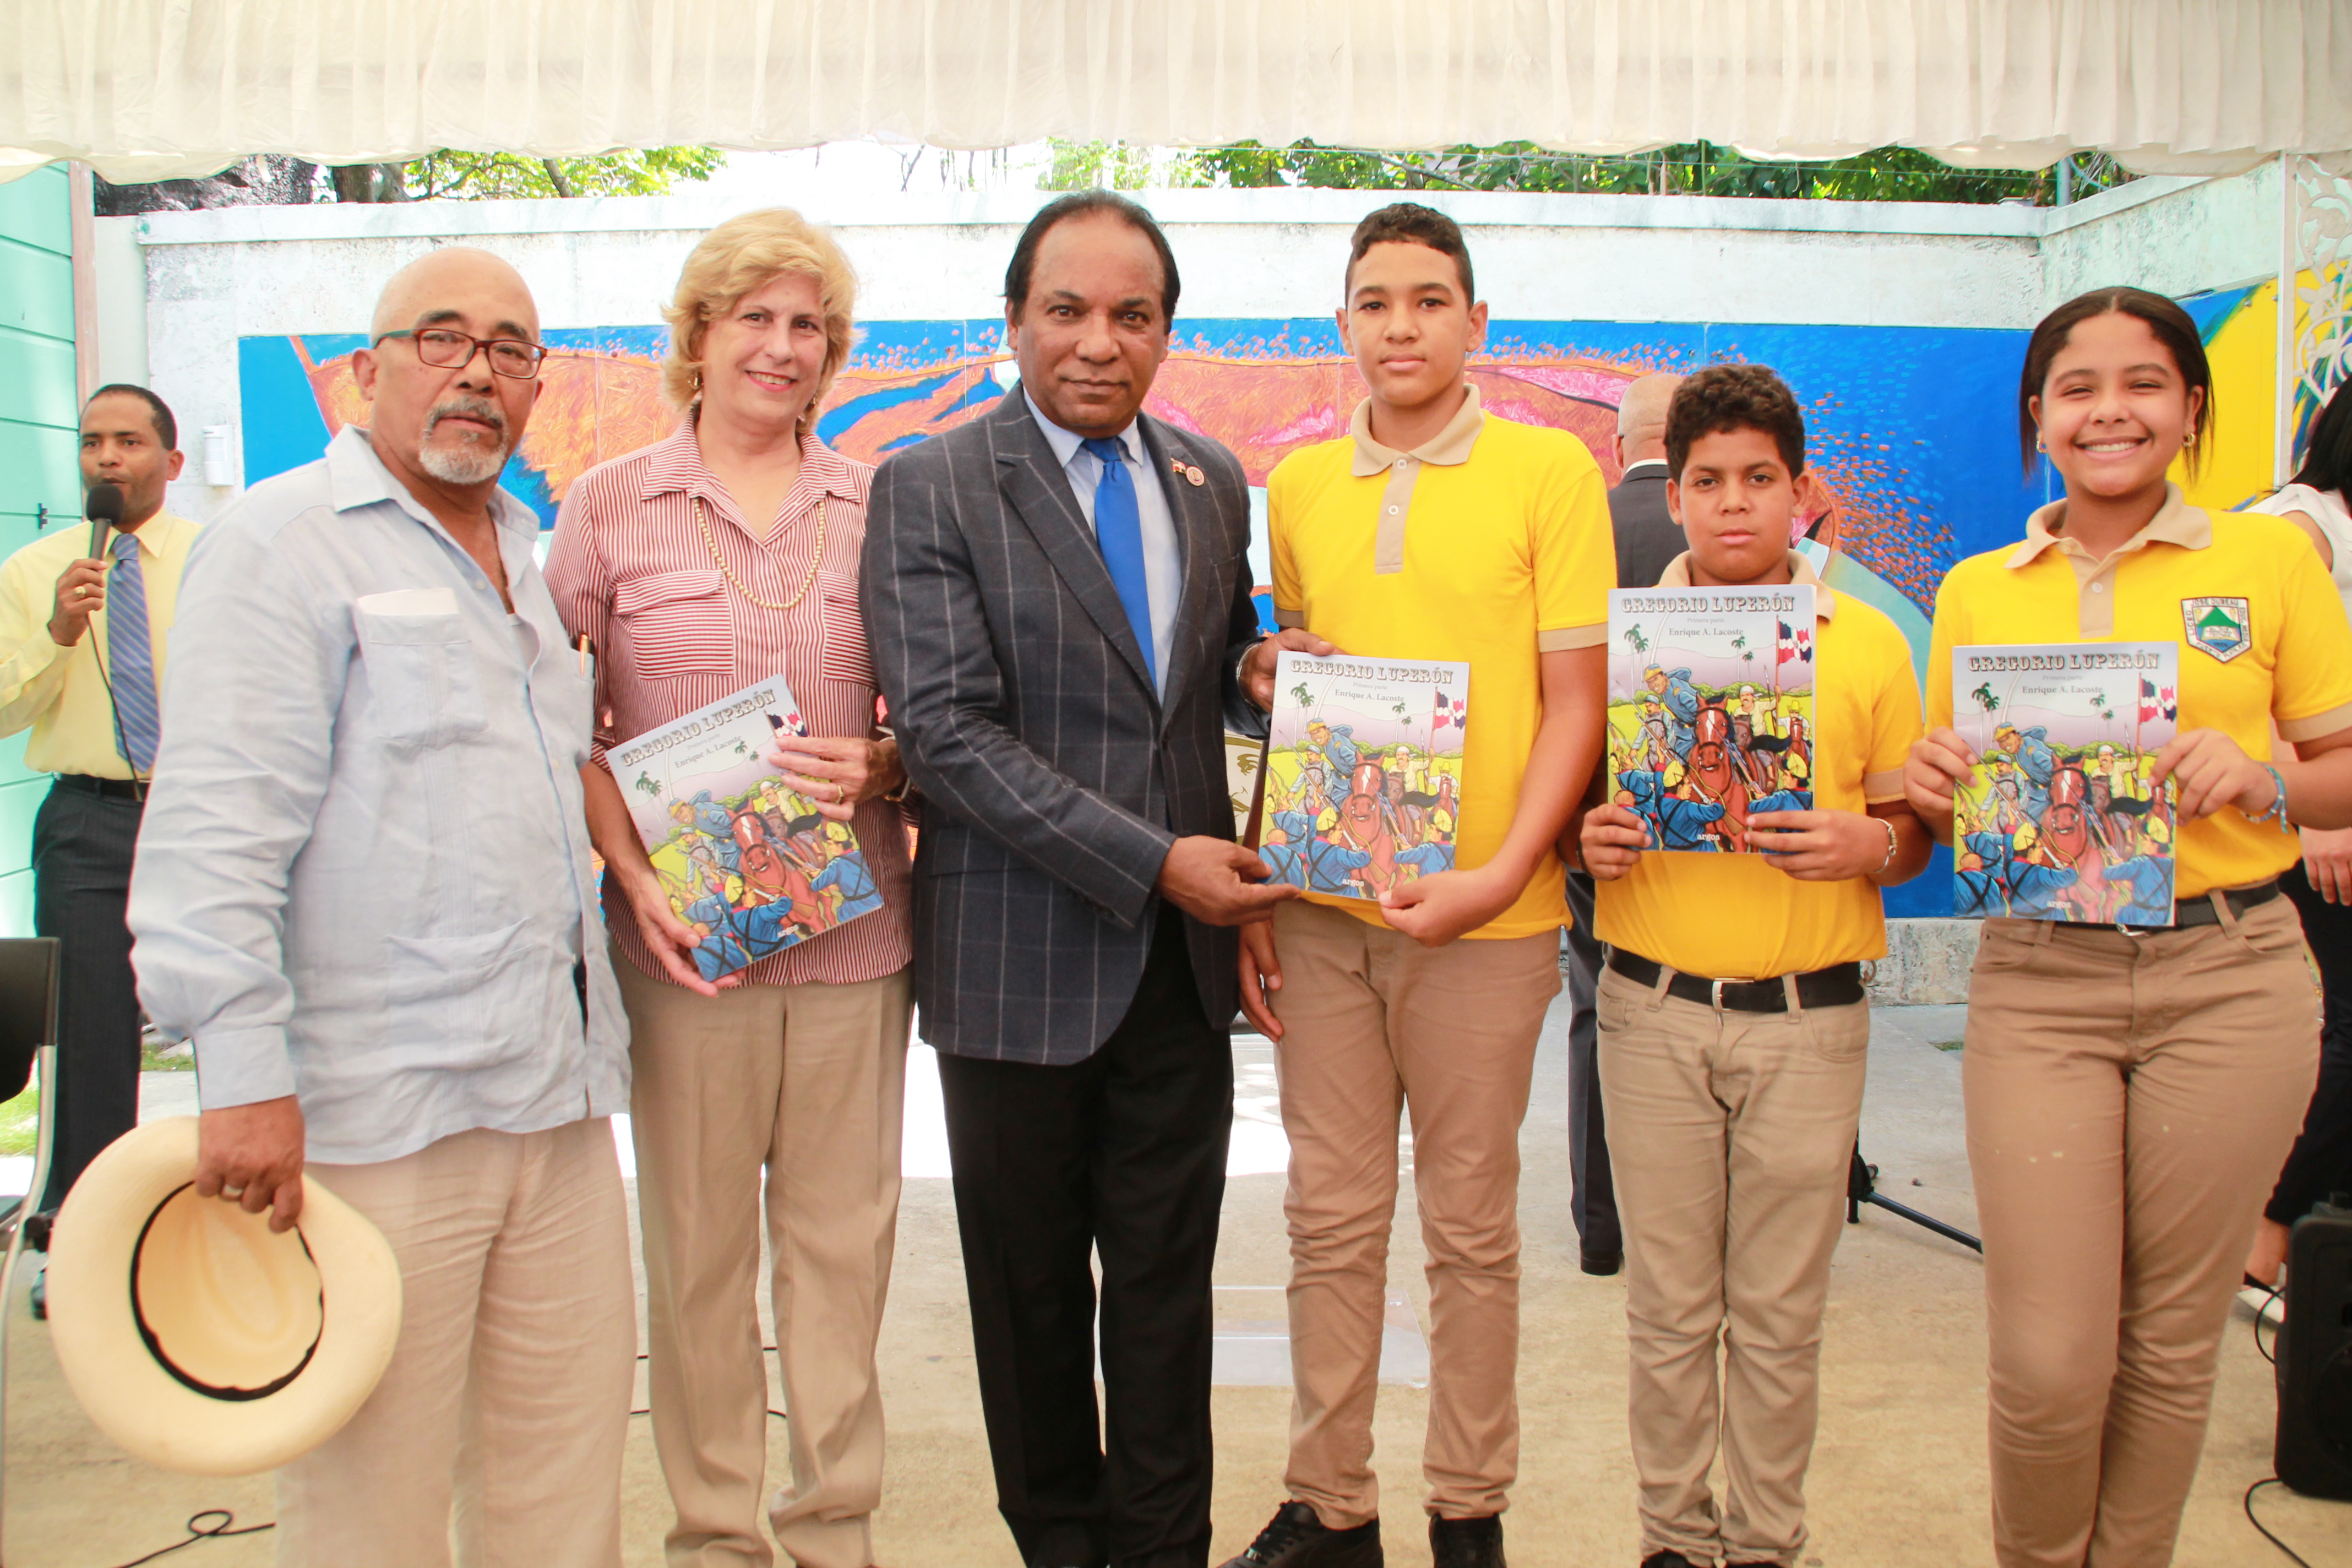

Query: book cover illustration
[1259,651,1469,899]
[1605,585,1817,853]
[1223,730,1267,843]
[612,675,881,981]
[1950,642,2179,924]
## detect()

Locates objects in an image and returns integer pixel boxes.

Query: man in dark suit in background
[1562,372,1687,1277]
[1607,373,1685,591]
[863,191,1297,1568]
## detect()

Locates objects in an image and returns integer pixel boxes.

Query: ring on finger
[221,1184,246,1199]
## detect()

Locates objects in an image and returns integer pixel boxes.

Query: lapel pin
[1184,465,1206,487]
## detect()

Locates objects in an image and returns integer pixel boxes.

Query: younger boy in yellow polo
[1578,366,1930,1568]
[1226,204,1611,1568]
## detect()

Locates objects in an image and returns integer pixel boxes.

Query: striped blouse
[545,420,913,989]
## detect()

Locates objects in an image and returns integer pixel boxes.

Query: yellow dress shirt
[0,511,199,780]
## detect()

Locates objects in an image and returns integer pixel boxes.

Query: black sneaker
[1429,1513,1503,1568]
[1580,1250,1625,1276]
[1218,1501,1383,1567]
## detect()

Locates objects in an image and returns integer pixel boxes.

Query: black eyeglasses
[374,328,548,380]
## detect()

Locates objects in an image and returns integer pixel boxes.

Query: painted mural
[238,316,2039,633]
[241,315,2046,919]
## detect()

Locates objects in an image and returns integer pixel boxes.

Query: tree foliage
[400,146,726,200]
[1047,139,2133,206]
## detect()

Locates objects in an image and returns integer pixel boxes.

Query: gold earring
[2035,435,2046,453]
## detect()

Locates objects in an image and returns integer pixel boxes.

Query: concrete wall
[2039,164,2279,306]
[0,166,79,935]
[83,175,2290,993]
[108,186,2055,527]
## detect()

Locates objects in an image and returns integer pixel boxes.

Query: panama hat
[45,1117,402,1476]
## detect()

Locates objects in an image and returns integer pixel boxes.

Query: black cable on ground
[107,1510,274,1568]
[2255,1283,2284,1364]
[2242,1478,2316,1567]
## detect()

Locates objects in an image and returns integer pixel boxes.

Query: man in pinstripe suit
[864,192,1295,1568]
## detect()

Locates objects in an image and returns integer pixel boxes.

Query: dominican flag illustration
[2160,684,2177,721]
[2139,678,2160,723]
[1433,690,1467,731]
[1775,619,1812,666]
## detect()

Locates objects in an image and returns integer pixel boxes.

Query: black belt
[54,774,145,804]
[2117,878,2280,934]
[1605,949,1866,1013]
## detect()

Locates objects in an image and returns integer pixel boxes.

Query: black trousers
[937,908,1231,1568]
[2271,864,2352,1224]
[31,782,144,1211]
[1560,870,1621,1259]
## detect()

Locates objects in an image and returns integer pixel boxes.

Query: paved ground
[1,1002,2345,1567]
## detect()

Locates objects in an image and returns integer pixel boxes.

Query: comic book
[1949,642,2179,924]
[1605,585,1818,853]
[1259,651,1469,899]
[1223,730,1268,844]
[609,675,881,981]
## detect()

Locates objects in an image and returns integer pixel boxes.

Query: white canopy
[3,0,2349,186]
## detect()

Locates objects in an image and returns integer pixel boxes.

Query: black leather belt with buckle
[2117,878,2280,934]
[1604,950,1866,1014]
[55,773,145,804]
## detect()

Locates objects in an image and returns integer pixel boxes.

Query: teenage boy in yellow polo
[1228,203,1612,1568]
[1579,364,1931,1568]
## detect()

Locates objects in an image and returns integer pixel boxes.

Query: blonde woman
[547,210,911,1568]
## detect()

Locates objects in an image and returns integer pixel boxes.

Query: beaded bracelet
[2246,762,2293,833]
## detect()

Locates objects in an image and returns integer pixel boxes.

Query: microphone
[85,483,125,563]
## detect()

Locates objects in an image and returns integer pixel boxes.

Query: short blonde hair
[662,209,859,426]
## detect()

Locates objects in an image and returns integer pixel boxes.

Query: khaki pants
[1266,899,1562,1527]
[1596,966,1870,1568]
[620,959,913,1568]
[276,1118,635,1568]
[1965,899,2319,1568]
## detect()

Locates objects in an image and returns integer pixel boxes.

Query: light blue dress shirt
[1025,391,1184,695]
[128,426,627,1166]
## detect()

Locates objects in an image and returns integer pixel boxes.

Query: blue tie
[107,531,161,774]
[1081,436,1156,689]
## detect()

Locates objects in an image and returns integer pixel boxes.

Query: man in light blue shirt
[127,249,633,1568]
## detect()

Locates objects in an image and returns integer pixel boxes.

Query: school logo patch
[2180,596,2252,663]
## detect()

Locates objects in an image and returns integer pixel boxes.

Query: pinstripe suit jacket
[863,386,1259,1064]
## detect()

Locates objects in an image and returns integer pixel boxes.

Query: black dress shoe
[1581,1250,1624,1276]
[1218,1501,1382,1567]
[28,1261,44,1321]
[1429,1513,1502,1568]
[1638,1553,1697,1568]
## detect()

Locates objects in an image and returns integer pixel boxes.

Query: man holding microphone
[0,385,194,1244]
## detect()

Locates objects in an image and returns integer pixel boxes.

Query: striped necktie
[106,531,161,774]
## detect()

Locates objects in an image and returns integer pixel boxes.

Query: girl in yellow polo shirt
[1905,287,2352,1568]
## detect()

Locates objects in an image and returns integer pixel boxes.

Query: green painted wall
[0,165,78,937]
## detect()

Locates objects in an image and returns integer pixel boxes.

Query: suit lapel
[1136,416,1222,728]
[990,389,1157,698]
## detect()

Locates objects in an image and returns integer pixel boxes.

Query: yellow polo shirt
[1268,384,1613,939]
[1597,551,1921,977]
[0,511,199,779]
[1925,484,2352,900]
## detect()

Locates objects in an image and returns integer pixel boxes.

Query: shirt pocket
[354,604,488,750]
[816,571,874,687]
[381,917,545,1070]
[614,568,733,680]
